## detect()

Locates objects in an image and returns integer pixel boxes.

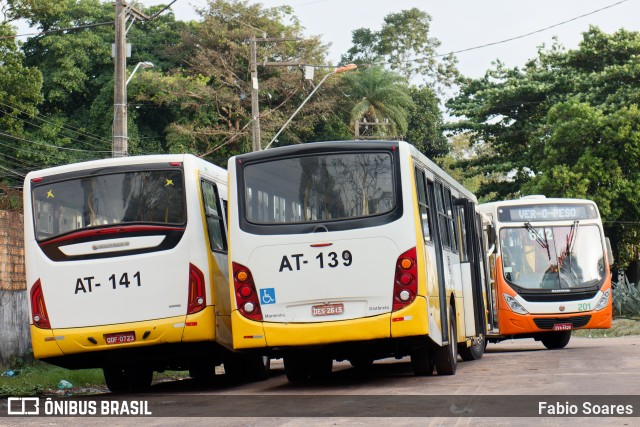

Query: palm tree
[343,66,414,138]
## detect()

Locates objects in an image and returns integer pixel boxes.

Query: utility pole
[112,0,150,158]
[250,36,260,152]
[113,0,127,157]
[249,35,301,151]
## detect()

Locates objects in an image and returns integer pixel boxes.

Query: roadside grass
[0,359,188,397]
[573,317,640,338]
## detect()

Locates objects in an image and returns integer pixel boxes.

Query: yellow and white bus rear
[227,141,489,382]
[24,154,266,392]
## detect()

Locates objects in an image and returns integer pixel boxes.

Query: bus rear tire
[435,306,458,375]
[411,345,434,376]
[308,356,332,381]
[458,335,485,361]
[541,331,571,349]
[103,366,128,393]
[284,355,309,383]
[124,367,153,392]
[225,354,270,382]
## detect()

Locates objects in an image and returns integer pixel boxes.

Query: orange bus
[479,196,613,349]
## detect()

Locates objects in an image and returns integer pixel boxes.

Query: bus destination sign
[498,204,598,222]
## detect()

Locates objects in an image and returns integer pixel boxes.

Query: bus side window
[444,188,458,253]
[414,167,432,242]
[435,181,450,249]
[201,180,227,253]
[455,203,468,262]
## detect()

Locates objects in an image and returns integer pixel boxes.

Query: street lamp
[264,63,357,150]
[126,61,154,85]
[113,61,154,158]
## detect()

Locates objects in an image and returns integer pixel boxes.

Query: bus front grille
[533,315,592,330]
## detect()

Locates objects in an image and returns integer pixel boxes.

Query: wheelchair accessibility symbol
[260,288,276,305]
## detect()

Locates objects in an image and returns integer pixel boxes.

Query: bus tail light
[187,263,206,314]
[393,247,418,311]
[232,262,263,321]
[30,279,51,329]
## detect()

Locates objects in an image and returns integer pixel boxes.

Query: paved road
[5,335,640,426]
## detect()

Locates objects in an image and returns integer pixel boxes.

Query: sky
[138,0,640,78]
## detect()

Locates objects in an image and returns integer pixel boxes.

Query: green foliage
[447,26,640,268]
[0,184,22,210]
[341,66,413,137]
[613,278,640,318]
[0,360,105,397]
[341,8,458,87]
[406,85,448,158]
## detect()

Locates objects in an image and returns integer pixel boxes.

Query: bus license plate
[553,323,572,331]
[104,331,136,345]
[312,303,344,317]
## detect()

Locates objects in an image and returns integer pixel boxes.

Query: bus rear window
[243,152,395,224]
[32,170,185,241]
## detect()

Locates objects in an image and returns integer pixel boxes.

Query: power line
[403,0,630,63]
[0,131,112,154]
[0,21,115,39]
[0,103,111,150]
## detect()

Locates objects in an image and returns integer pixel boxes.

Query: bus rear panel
[228,141,488,379]
[24,155,229,381]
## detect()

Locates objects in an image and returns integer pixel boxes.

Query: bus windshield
[500,224,605,289]
[32,169,185,241]
[243,152,395,224]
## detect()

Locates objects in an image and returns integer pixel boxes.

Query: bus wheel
[458,335,485,361]
[124,367,153,392]
[103,366,129,393]
[308,356,332,382]
[541,331,571,350]
[189,362,218,383]
[244,355,270,381]
[284,355,309,383]
[435,306,458,375]
[349,356,374,370]
[225,354,269,381]
[410,345,434,376]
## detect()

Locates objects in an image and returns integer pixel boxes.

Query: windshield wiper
[524,222,551,260]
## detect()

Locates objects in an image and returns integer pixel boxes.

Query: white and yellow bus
[479,196,613,349]
[24,154,266,392]
[227,140,489,381]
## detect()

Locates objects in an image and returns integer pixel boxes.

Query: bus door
[454,199,487,338]
[427,180,449,344]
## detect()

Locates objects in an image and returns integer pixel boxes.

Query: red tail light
[232,262,262,321]
[392,247,418,311]
[187,263,206,315]
[30,279,51,329]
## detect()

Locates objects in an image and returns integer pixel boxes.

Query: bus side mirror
[605,237,614,267]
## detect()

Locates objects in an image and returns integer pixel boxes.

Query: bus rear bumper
[31,307,217,359]
[231,297,430,349]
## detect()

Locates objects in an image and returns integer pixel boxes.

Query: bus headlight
[594,290,610,311]
[503,293,528,315]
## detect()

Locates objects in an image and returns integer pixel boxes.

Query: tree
[341,8,458,87]
[446,26,640,269]
[341,66,413,138]
[405,85,447,158]
[0,18,43,184]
